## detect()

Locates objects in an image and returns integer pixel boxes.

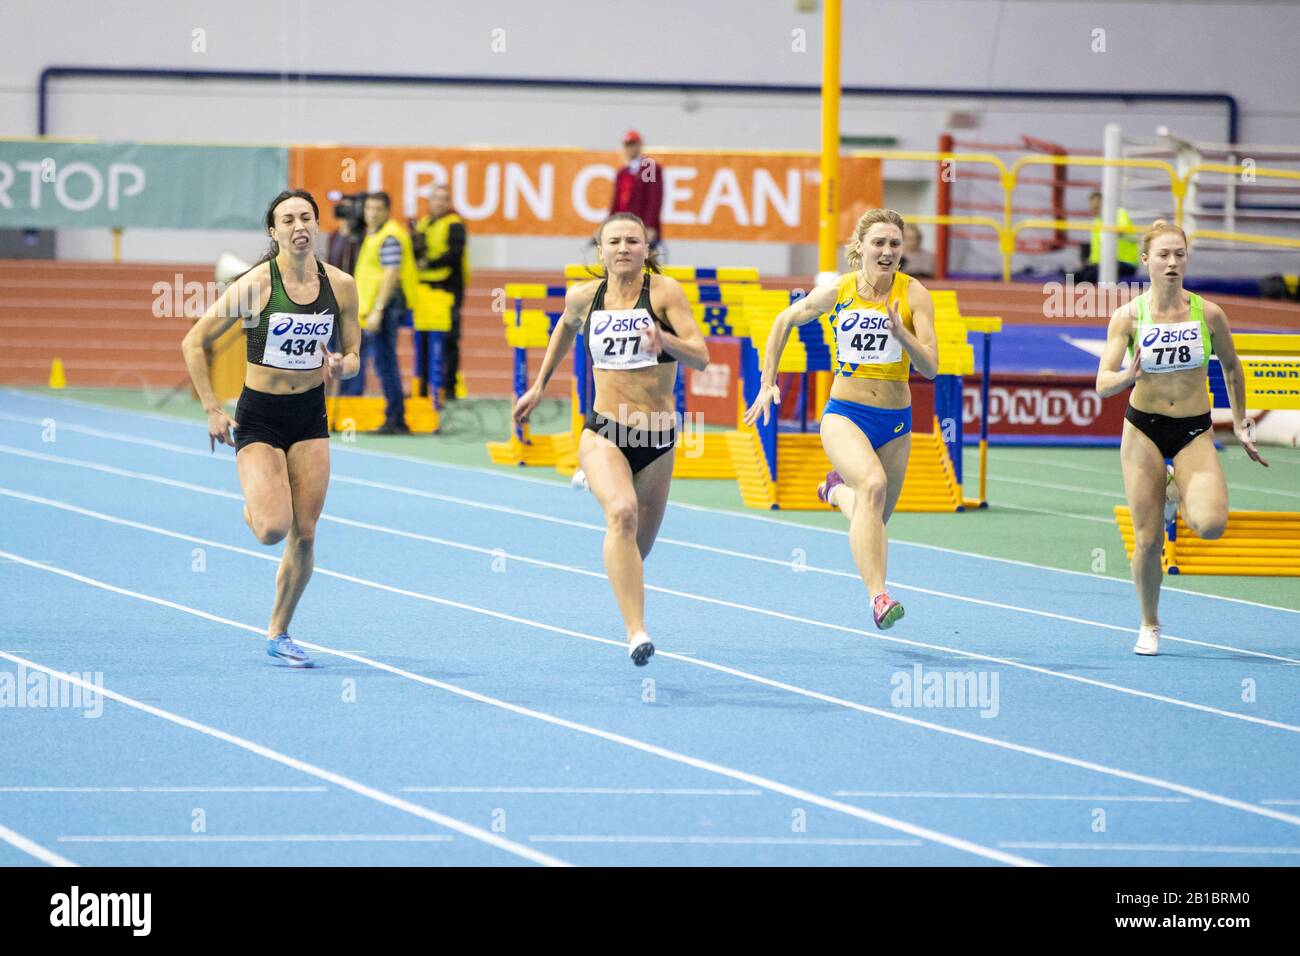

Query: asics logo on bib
[594,315,649,336]
[1143,327,1197,345]
[290,320,330,336]
[840,313,889,332]
[272,318,295,336]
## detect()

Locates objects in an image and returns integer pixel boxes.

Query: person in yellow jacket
[344,192,420,433]
[1082,190,1140,282]
[415,183,470,400]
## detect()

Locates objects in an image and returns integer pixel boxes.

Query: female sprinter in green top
[182,189,361,667]
[1096,219,1267,656]
[512,212,709,665]
[744,209,939,629]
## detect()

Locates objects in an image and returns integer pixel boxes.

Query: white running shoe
[1163,465,1179,526]
[571,469,589,491]
[628,632,655,667]
[1134,624,1161,656]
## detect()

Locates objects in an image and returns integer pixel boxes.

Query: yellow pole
[818,0,842,274]
[111,227,123,263]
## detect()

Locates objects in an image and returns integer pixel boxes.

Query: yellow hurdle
[1114,507,1300,576]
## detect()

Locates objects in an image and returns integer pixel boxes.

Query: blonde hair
[847,208,906,268]
[1141,219,1187,256]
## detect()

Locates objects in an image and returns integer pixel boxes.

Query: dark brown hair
[241,189,320,279]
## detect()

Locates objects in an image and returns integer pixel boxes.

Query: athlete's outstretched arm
[652,276,710,371]
[1207,301,1268,466]
[742,282,839,426]
[323,268,361,384]
[512,281,596,427]
[1095,302,1141,398]
[181,263,270,449]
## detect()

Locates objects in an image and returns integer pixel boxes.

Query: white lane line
[401,787,763,796]
[980,503,1114,524]
[2,546,1294,839]
[4,397,1297,618]
[1261,799,1300,806]
[9,482,1300,742]
[0,549,1037,867]
[0,651,565,868]
[56,834,452,843]
[0,821,78,867]
[833,791,1192,803]
[528,835,921,847]
[4,438,1292,666]
[999,841,1300,855]
[0,786,328,793]
[986,475,1124,500]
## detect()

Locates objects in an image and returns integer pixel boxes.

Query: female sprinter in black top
[1095,219,1267,656]
[513,212,709,665]
[182,189,361,667]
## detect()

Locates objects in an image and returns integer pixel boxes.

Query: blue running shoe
[267,633,315,668]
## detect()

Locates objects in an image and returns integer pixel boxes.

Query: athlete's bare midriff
[591,363,678,422]
[828,375,911,410]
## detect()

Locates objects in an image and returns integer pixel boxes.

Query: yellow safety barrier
[486,281,574,467]
[1114,508,1300,577]
[327,396,440,434]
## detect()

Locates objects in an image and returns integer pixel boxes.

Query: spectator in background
[324,215,361,275]
[415,183,470,401]
[610,130,664,249]
[1081,191,1139,282]
[900,224,935,278]
[344,192,419,434]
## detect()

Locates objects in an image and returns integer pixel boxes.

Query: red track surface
[2,260,1297,395]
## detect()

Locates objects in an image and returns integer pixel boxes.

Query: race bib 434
[262,312,334,370]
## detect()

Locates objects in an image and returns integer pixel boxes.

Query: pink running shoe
[817,470,845,506]
[872,592,905,630]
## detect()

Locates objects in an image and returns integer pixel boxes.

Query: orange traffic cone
[49,358,67,389]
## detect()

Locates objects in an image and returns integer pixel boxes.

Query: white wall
[4,0,1298,271]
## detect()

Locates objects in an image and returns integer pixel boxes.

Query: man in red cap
[610,129,664,248]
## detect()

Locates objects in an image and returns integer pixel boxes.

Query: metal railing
[853,150,1300,281]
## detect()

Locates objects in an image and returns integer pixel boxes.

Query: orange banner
[290,146,881,243]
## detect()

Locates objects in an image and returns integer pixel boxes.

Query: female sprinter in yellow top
[1096,220,1267,656]
[182,189,361,667]
[744,209,938,629]
[513,212,709,665]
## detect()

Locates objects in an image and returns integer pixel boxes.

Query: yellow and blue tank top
[830,271,914,382]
